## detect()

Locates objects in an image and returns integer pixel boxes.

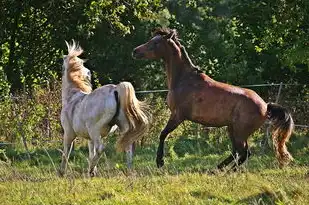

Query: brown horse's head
[132,28,180,60]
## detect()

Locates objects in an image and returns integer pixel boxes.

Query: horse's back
[62,85,118,137]
[83,84,118,121]
[175,73,267,127]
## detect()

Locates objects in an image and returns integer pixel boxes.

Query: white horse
[59,40,151,177]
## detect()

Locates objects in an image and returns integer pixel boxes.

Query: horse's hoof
[89,172,95,178]
[57,169,65,177]
[156,158,164,168]
[207,169,220,175]
[88,169,97,178]
[88,166,98,178]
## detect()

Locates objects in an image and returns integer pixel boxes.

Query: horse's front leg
[59,131,75,177]
[156,114,183,168]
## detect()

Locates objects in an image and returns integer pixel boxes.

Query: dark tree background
[1,0,308,96]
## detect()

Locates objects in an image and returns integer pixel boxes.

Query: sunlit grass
[1,165,309,205]
[0,130,308,204]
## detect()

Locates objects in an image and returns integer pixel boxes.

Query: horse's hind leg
[126,143,134,169]
[217,154,235,170]
[217,140,251,172]
[88,140,97,174]
[88,127,110,177]
[217,126,236,170]
[229,123,255,171]
[59,131,76,177]
[88,134,104,177]
[230,140,251,171]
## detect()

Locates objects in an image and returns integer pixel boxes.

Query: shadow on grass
[189,190,234,203]
[237,191,282,205]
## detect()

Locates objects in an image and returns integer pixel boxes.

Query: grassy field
[1,129,309,205]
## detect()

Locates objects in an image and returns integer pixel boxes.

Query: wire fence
[136,82,309,128]
[135,83,307,94]
[0,82,308,149]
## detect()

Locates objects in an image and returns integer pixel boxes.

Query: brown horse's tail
[267,103,294,167]
[115,82,151,152]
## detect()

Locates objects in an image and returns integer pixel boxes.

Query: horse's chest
[167,89,190,110]
[167,91,178,109]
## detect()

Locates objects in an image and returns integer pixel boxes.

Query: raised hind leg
[156,114,183,168]
[59,131,76,177]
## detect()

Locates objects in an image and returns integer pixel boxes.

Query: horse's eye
[148,43,155,50]
[151,41,159,49]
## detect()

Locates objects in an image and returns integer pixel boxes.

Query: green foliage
[0,66,10,100]
[1,0,308,92]
[0,42,11,99]
[0,83,61,147]
[0,2,308,202]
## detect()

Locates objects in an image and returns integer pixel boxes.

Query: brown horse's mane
[179,45,202,73]
[153,28,202,73]
[153,28,178,38]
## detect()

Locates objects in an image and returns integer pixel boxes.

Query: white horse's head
[62,40,92,93]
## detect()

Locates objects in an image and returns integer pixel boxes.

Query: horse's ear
[164,29,176,40]
[65,40,69,49]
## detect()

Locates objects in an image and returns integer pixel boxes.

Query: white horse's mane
[65,40,84,59]
[62,40,92,105]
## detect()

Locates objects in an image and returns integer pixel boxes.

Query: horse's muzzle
[132,49,144,59]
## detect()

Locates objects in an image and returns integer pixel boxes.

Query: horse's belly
[72,119,89,139]
[188,101,232,127]
[189,115,230,127]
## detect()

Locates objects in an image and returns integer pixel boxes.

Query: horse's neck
[61,78,84,106]
[164,55,193,89]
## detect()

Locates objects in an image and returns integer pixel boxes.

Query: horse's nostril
[132,49,140,58]
[133,49,139,55]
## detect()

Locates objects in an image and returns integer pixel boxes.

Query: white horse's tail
[115,82,151,151]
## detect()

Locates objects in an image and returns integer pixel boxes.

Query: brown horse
[132,28,294,171]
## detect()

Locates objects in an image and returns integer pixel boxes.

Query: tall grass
[0,81,308,204]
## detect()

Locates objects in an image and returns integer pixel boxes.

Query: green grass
[1,130,309,205]
[1,163,309,205]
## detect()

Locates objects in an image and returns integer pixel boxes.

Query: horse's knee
[89,133,105,154]
[95,143,104,154]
